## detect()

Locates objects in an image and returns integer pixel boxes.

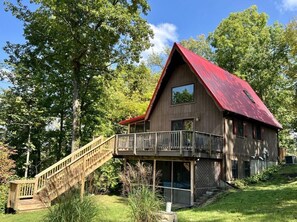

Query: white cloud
[281,0,297,11]
[141,23,178,60]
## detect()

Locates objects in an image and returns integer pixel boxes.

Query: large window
[171,84,194,105]
[171,119,193,131]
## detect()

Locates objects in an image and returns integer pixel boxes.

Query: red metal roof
[119,114,145,125]
[121,43,282,129]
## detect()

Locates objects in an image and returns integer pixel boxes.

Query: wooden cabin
[7,43,282,212]
[114,43,282,206]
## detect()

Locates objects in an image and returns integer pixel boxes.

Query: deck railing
[115,130,223,155]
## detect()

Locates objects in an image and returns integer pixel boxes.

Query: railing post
[33,177,39,196]
[80,156,86,200]
[133,134,137,155]
[154,132,158,155]
[14,183,20,211]
[209,135,212,156]
[179,131,183,156]
[115,134,118,155]
[192,131,195,155]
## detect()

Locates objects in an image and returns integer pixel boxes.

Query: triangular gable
[144,43,282,129]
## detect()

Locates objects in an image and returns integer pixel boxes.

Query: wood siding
[149,64,223,135]
[224,117,278,180]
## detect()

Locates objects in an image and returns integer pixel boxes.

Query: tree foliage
[4,0,153,152]
[180,34,214,62]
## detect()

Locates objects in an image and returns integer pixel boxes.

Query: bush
[0,145,15,214]
[87,158,122,194]
[128,185,162,222]
[245,165,281,184]
[120,162,163,222]
[0,184,8,213]
[43,189,98,222]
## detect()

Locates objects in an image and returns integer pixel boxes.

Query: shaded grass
[177,164,297,222]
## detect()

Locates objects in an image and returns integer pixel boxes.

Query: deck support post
[190,161,195,206]
[153,159,156,192]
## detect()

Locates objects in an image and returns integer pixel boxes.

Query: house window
[233,119,246,137]
[232,160,238,179]
[244,161,250,177]
[171,84,194,105]
[253,125,262,140]
[172,119,193,131]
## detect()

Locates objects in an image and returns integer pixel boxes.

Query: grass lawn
[0,164,296,222]
[0,195,131,222]
[178,164,297,222]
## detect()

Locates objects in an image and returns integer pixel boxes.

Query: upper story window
[253,124,262,140]
[233,119,246,137]
[171,84,194,105]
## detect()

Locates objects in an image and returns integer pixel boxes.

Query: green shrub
[44,189,98,222]
[128,185,162,222]
[120,162,163,222]
[244,165,281,185]
[87,158,122,194]
[0,184,8,213]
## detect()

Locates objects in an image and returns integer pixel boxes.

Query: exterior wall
[224,117,278,181]
[149,64,223,135]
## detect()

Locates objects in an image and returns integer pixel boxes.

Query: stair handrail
[35,136,103,179]
[45,135,115,181]
[34,135,115,193]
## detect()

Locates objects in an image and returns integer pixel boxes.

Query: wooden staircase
[7,136,115,212]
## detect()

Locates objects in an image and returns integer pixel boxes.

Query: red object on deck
[120,43,282,129]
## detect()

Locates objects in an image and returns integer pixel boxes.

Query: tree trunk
[57,110,64,160]
[71,61,81,152]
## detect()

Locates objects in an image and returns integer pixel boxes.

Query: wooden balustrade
[8,135,114,211]
[116,131,223,157]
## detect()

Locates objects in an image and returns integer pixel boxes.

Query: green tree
[180,34,214,61]
[106,63,158,133]
[4,0,153,152]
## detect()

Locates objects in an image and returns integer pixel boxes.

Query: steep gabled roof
[121,43,282,129]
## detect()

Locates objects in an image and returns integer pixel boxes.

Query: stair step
[17,198,49,212]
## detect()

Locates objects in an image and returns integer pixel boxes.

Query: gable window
[233,119,246,137]
[232,160,238,179]
[171,84,194,105]
[253,124,262,140]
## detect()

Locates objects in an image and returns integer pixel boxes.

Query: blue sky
[0,0,296,88]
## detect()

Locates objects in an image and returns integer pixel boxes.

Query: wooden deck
[114,131,224,159]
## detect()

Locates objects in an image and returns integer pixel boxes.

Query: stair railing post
[80,156,86,200]
[15,182,21,211]
[33,177,39,196]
